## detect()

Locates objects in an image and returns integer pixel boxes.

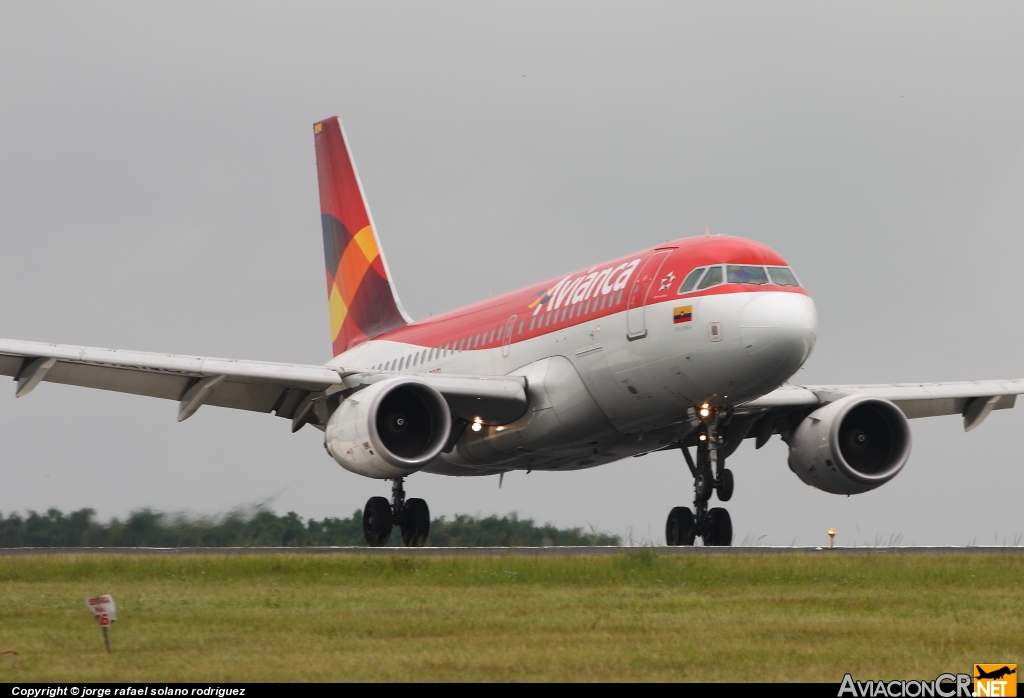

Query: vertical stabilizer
[314,117,410,356]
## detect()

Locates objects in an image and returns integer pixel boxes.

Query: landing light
[472,417,483,432]
[699,434,707,441]
[496,426,504,431]
[699,407,711,418]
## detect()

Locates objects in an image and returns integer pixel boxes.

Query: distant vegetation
[0,507,620,547]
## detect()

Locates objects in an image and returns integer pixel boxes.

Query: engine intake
[326,377,451,479]
[787,395,911,494]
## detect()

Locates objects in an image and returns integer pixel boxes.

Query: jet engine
[325,377,452,479]
[787,395,911,495]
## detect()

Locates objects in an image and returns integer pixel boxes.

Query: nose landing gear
[361,477,431,547]
[665,414,734,547]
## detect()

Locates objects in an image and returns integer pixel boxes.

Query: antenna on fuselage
[704,219,710,236]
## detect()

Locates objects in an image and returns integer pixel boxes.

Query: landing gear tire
[666,506,696,546]
[400,498,431,547]
[363,496,393,547]
[694,466,714,502]
[716,468,734,502]
[704,507,732,546]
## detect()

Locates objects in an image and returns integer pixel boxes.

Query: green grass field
[1,552,1021,682]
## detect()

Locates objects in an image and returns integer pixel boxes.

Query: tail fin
[314,117,410,356]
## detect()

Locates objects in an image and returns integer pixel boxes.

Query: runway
[1,545,1022,555]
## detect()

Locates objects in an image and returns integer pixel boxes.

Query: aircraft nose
[739,292,817,374]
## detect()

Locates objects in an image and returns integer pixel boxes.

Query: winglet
[314,117,410,356]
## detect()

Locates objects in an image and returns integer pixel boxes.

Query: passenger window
[677,268,705,294]
[529,316,536,331]
[727,265,769,285]
[767,266,800,286]
[497,326,503,341]
[518,320,524,334]
[696,266,723,290]
[399,357,405,370]
[615,289,623,304]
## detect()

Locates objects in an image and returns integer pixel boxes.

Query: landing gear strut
[362,478,430,547]
[665,410,733,547]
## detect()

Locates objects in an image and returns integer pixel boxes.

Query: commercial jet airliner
[3,117,1022,547]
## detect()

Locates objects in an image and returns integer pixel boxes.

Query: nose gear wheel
[666,419,733,547]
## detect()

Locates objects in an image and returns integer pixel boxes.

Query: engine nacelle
[325,377,452,479]
[787,394,912,495]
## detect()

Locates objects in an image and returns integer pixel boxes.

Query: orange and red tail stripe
[314,117,407,355]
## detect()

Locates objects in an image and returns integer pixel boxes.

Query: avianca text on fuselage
[529,259,641,315]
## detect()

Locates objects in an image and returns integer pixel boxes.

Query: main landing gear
[666,412,733,547]
[362,477,430,547]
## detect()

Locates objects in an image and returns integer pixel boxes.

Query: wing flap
[42,361,189,400]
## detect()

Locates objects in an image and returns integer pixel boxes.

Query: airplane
[975,667,1016,681]
[4,115,1024,548]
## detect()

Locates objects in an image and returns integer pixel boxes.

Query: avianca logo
[530,259,641,315]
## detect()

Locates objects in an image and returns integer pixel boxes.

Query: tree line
[0,507,620,548]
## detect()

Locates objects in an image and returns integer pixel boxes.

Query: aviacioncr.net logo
[839,674,973,697]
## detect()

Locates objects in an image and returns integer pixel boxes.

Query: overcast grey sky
[1,2,1022,545]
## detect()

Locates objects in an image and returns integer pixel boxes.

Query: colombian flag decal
[673,305,693,324]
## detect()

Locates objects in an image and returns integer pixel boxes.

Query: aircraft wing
[0,338,344,423]
[0,338,528,429]
[738,379,1024,431]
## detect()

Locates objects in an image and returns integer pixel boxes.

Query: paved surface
[2,546,1022,555]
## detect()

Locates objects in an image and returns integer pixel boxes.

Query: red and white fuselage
[328,235,817,478]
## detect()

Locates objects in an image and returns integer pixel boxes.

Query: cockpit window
[696,265,723,290]
[767,266,800,286]
[677,268,705,294]
[727,265,769,285]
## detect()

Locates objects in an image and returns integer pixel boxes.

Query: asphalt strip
[1,546,1022,555]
